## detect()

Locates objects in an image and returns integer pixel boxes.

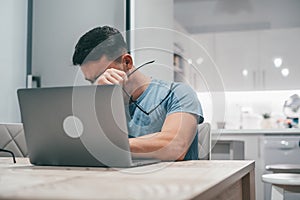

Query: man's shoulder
[153,79,194,92]
[169,82,197,99]
[172,81,193,91]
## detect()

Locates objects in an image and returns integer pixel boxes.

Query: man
[72,26,203,161]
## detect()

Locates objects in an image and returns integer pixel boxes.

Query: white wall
[32,0,125,87]
[0,0,27,122]
[132,0,174,82]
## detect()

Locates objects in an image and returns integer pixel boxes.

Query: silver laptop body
[18,85,158,168]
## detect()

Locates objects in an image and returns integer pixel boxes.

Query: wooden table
[0,158,255,200]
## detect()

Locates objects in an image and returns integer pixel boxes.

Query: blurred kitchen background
[1,0,300,199]
[2,0,300,130]
[173,0,300,130]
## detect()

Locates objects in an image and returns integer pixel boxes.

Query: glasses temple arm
[127,60,155,78]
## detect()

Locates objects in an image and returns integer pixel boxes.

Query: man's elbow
[166,140,189,161]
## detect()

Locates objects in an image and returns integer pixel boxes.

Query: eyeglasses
[0,148,16,164]
[88,59,174,116]
[125,83,173,116]
[122,60,174,116]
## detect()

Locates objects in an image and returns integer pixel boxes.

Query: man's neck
[124,69,151,101]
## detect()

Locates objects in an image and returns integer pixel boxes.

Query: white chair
[198,123,211,160]
[264,164,300,200]
[266,164,300,174]
[262,173,300,200]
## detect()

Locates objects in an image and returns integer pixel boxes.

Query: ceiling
[174,0,300,34]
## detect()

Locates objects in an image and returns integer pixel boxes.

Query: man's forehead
[82,55,115,68]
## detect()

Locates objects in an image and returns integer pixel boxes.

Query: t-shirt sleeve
[166,83,204,124]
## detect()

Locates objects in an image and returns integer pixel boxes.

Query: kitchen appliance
[283,94,300,128]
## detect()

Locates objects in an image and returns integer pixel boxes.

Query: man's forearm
[129,112,198,161]
[129,132,188,161]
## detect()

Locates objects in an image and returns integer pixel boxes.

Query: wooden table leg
[242,168,255,200]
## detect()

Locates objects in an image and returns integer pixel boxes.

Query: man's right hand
[95,68,128,85]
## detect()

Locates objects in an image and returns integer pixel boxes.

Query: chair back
[198,123,211,160]
[0,123,28,157]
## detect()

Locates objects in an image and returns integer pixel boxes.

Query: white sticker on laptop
[63,116,84,138]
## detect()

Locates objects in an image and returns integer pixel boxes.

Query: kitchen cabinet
[211,140,244,160]
[181,33,225,92]
[180,28,300,91]
[259,28,300,90]
[215,28,300,91]
[189,33,218,92]
[215,31,259,91]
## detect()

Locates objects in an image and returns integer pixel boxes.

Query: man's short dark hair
[72,26,128,66]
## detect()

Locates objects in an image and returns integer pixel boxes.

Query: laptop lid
[17,85,134,167]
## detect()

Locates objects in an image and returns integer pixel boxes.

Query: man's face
[81,55,123,84]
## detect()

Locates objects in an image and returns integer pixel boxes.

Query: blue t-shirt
[126,79,203,160]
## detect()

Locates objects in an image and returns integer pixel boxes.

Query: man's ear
[122,54,133,71]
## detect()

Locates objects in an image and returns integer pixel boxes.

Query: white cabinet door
[215,31,259,91]
[259,28,300,90]
[190,33,216,92]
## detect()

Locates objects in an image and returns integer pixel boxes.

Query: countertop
[212,128,300,135]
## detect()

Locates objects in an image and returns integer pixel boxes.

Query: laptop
[17,85,159,168]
